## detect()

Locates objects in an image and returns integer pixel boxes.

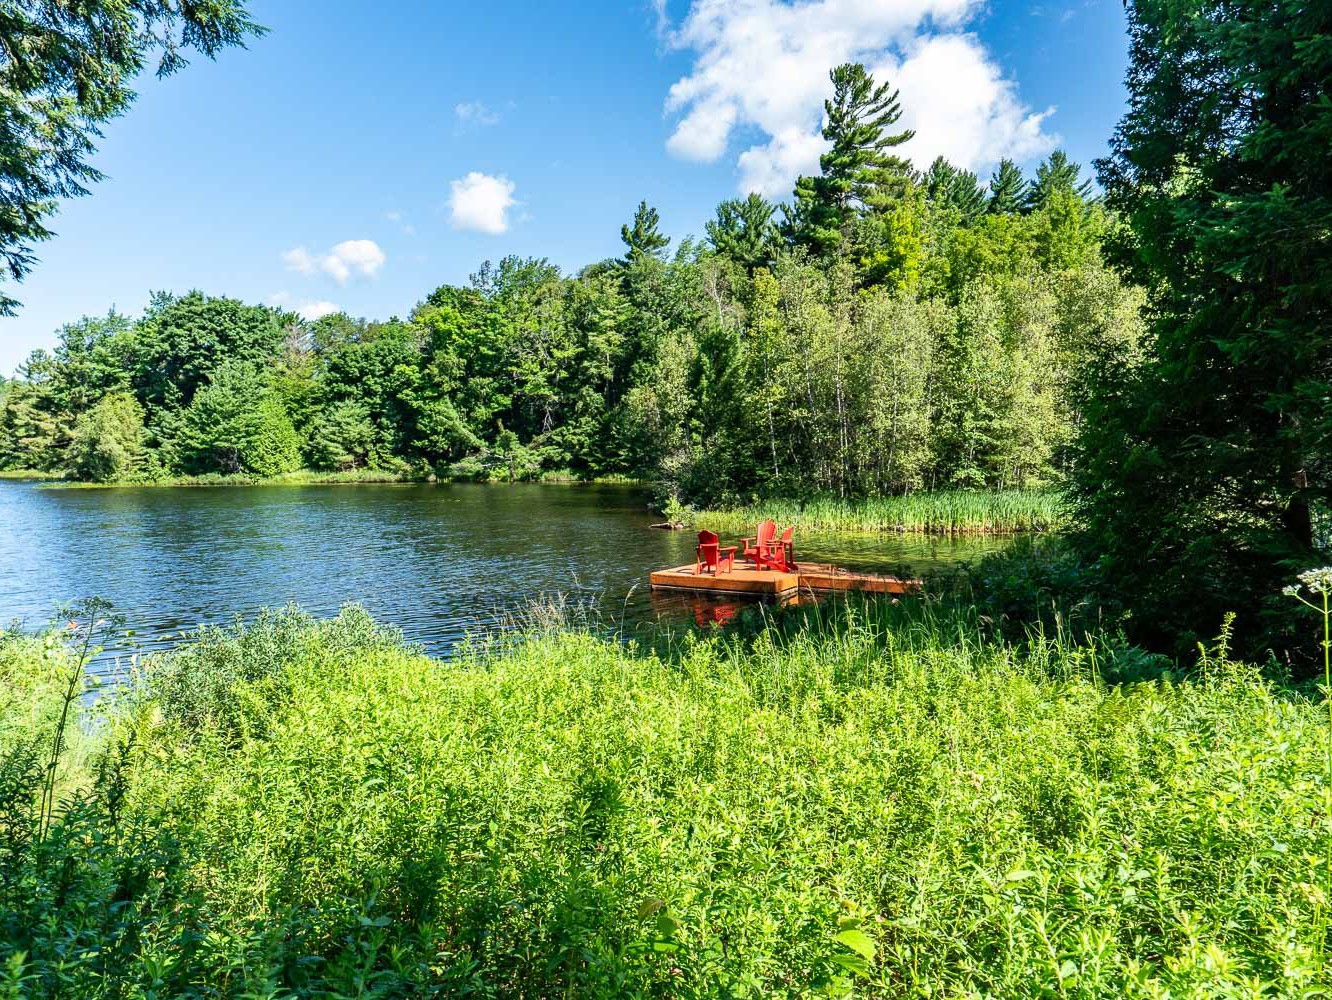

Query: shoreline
[13,473,1066,536]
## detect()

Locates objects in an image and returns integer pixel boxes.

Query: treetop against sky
[0,0,1129,373]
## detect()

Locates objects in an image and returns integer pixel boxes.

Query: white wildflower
[1297,567,1332,595]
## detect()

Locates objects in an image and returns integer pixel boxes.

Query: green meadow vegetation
[4,599,1332,997]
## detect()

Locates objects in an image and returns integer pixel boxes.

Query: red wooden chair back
[695,530,736,575]
[743,519,777,564]
[756,525,796,572]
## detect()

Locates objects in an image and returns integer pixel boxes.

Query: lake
[0,481,1008,669]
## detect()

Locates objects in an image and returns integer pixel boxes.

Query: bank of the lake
[0,468,65,481]
[41,468,650,489]
[44,468,421,488]
[4,602,1328,997]
[37,472,1060,537]
[696,489,1067,536]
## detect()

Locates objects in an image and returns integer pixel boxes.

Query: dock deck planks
[649,562,921,598]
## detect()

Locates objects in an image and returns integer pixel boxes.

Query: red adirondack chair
[695,530,737,576]
[755,526,796,572]
[742,519,777,566]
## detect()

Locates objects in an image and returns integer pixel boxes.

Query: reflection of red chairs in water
[694,602,739,628]
[695,530,738,575]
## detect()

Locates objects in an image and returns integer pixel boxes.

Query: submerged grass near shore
[3,600,1329,996]
[697,489,1068,535]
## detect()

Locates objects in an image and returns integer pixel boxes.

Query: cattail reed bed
[697,488,1067,536]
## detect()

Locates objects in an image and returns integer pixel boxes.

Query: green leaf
[830,953,870,979]
[833,927,876,961]
[655,912,679,938]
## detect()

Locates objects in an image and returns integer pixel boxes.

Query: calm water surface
[0,481,1007,668]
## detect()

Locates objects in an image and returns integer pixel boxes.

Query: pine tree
[620,201,670,264]
[1025,151,1094,211]
[793,63,915,255]
[706,193,779,271]
[923,157,987,225]
[986,159,1026,214]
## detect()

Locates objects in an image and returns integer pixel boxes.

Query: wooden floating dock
[649,562,922,599]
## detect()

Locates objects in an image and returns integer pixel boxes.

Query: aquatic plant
[698,489,1067,536]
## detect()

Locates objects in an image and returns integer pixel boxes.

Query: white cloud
[267,293,342,321]
[880,35,1056,172]
[282,239,386,284]
[296,300,341,321]
[454,101,501,127]
[448,172,518,235]
[660,0,1056,196]
[281,247,317,275]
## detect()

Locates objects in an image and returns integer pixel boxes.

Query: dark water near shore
[0,481,1008,671]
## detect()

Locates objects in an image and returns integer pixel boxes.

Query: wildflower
[1297,567,1332,595]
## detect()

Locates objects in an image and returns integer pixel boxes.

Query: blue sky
[0,0,1129,374]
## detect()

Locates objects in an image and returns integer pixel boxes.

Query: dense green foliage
[0,1,263,313]
[0,65,1136,503]
[1073,0,1332,658]
[3,604,1330,996]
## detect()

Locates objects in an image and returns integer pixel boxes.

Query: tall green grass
[2,604,1329,996]
[698,489,1067,535]
[0,468,65,481]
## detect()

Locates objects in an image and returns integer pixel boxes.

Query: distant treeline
[0,65,1140,503]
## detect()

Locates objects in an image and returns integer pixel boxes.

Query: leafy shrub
[960,534,1119,637]
[149,604,401,738]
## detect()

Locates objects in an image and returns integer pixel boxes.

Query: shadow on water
[0,480,1012,673]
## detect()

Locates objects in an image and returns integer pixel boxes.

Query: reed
[697,488,1067,536]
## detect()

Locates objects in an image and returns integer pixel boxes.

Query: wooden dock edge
[649,563,922,598]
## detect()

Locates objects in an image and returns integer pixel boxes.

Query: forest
[0,65,1138,506]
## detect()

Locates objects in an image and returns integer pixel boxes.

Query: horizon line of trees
[0,63,1139,506]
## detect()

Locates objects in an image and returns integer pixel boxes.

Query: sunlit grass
[3,603,1329,995]
[43,468,422,489]
[698,489,1067,535]
[0,468,65,481]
